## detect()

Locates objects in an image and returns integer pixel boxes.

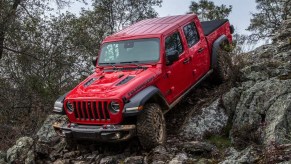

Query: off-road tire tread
[213,48,232,83]
[137,103,166,150]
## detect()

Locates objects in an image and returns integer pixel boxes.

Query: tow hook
[53,122,65,137]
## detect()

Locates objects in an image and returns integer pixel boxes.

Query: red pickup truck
[53,14,234,149]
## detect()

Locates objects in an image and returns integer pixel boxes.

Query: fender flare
[211,35,229,69]
[53,92,70,114]
[123,86,169,116]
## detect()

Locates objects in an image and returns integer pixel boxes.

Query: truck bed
[201,19,228,36]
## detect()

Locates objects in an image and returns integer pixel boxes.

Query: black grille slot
[73,101,111,121]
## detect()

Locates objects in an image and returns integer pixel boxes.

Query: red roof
[103,14,196,42]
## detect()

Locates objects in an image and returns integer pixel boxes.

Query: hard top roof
[103,14,196,42]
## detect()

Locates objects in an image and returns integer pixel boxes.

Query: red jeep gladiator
[53,14,234,149]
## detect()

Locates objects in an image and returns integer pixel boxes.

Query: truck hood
[66,66,159,100]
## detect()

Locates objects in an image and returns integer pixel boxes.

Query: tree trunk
[0,0,21,59]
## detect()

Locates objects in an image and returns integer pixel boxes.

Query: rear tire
[136,103,166,150]
[213,48,232,84]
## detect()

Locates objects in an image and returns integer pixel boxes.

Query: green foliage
[247,0,291,41]
[207,135,231,149]
[188,0,232,21]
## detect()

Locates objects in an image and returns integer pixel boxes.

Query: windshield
[98,38,160,65]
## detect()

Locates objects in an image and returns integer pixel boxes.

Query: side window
[183,22,199,47]
[165,32,184,56]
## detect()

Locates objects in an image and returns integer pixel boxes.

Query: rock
[196,158,216,164]
[25,150,35,164]
[0,159,6,164]
[169,153,188,164]
[181,99,229,140]
[231,78,291,145]
[36,114,68,144]
[181,141,217,156]
[100,156,119,164]
[36,114,68,156]
[6,137,34,163]
[49,139,67,161]
[124,156,143,164]
[53,159,70,164]
[63,151,80,159]
[0,151,6,162]
[220,146,260,164]
[147,146,171,164]
[262,143,291,163]
[221,87,241,116]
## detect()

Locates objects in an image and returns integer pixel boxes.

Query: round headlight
[66,101,74,112]
[110,101,120,113]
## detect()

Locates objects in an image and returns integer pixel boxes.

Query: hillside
[0,15,290,164]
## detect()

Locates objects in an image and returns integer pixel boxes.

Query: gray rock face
[6,137,34,163]
[220,146,260,164]
[181,99,229,140]
[233,78,291,145]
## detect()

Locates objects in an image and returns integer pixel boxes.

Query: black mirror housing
[166,50,179,65]
[92,57,97,66]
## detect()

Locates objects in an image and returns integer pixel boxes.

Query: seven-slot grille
[72,100,111,120]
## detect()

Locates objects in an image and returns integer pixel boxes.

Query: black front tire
[136,103,166,150]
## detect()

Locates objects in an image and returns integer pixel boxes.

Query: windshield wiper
[99,62,120,70]
[120,61,145,69]
[99,62,117,65]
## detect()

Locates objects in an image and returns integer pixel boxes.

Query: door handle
[198,48,204,53]
[183,57,190,64]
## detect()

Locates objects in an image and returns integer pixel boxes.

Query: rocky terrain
[1,16,290,164]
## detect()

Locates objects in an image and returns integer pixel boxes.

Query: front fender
[123,86,167,116]
[53,92,70,115]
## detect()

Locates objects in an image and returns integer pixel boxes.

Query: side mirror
[92,57,97,66]
[166,50,179,65]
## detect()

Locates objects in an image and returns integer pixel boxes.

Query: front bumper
[53,122,136,142]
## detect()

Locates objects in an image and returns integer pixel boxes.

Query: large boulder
[36,114,68,144]
[35,114,68,156]
[6,137,34,163]
[232,78,291,145]
[181,99,229,140]
[229,14,291,147]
